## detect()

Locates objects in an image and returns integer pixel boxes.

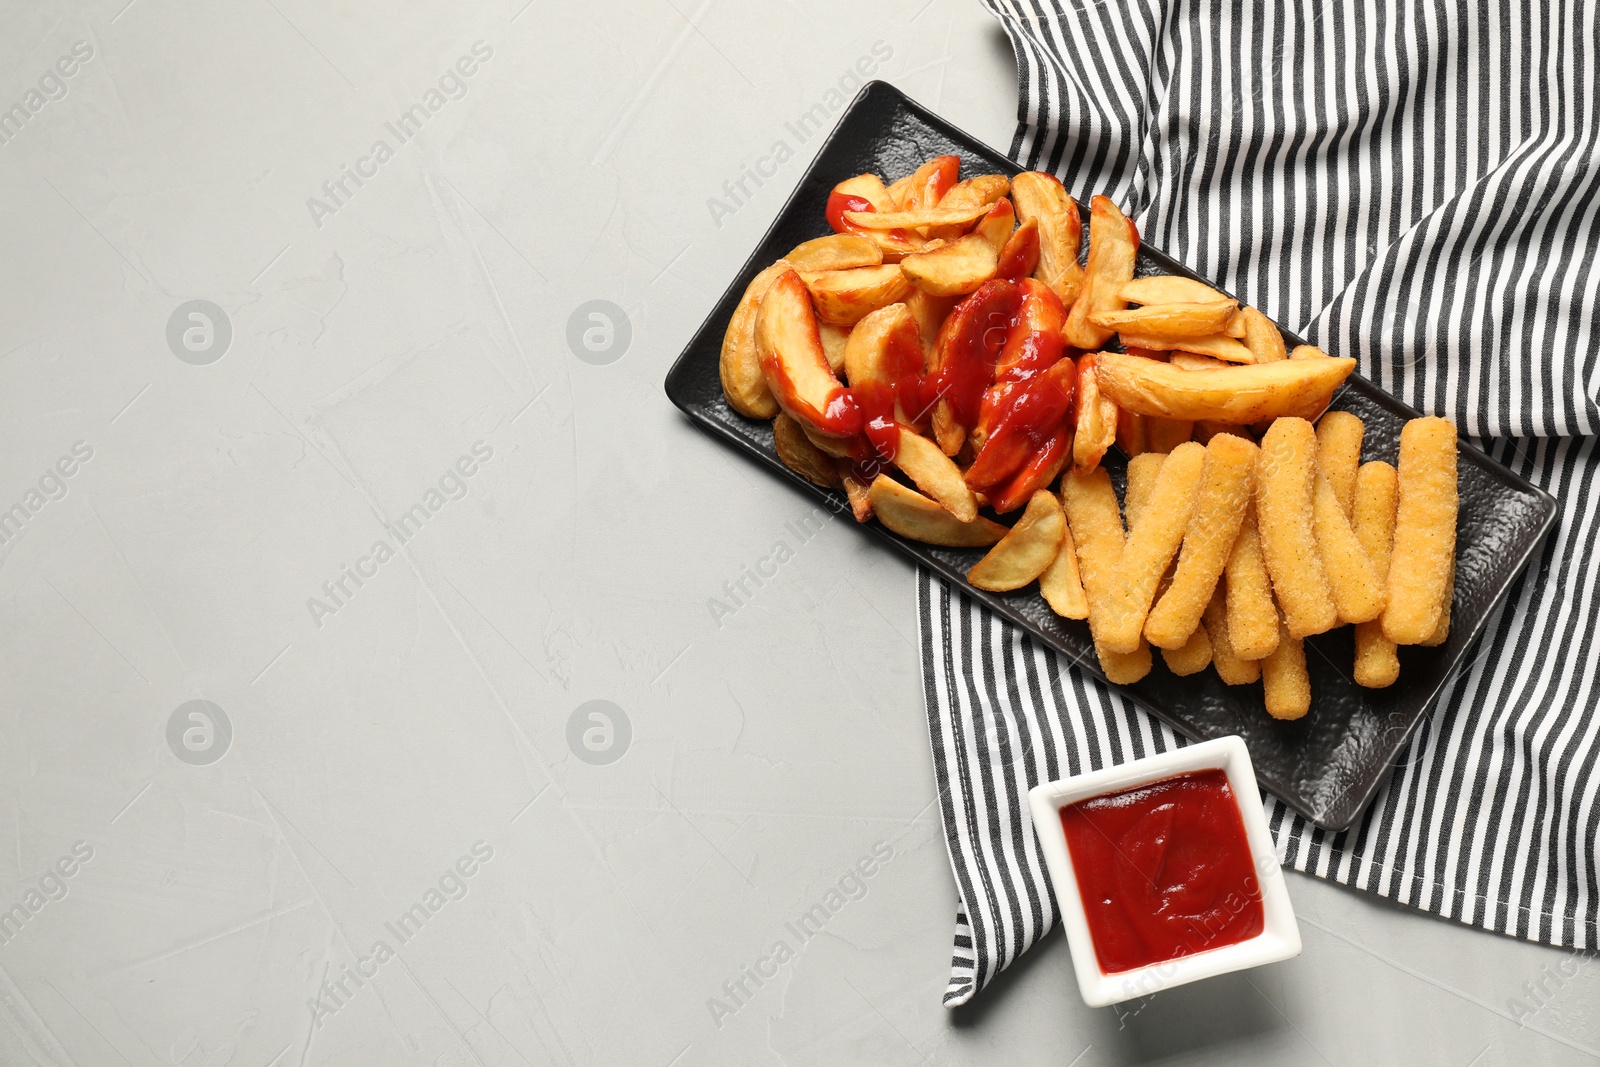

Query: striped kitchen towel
[922,0,1600,1007]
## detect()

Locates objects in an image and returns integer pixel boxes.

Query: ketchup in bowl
[1059,769,1264,975]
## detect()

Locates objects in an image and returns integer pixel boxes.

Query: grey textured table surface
[0,1,1595,1064]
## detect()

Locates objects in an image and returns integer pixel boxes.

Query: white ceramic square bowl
[1028,734,1301,1007]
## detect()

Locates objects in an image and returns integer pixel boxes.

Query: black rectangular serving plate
[665,81,1558,830]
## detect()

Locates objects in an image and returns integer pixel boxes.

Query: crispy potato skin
[1009,172,1083,309]
[798,265,912,326]
[1119,275,1227,306]
[1099,441,1207,654]
[1145,434,1258,649]
[801,421,855,458]
[1039,515,1089,619]
[894,427,978,522]
[1256,419,1339,638]
[868,475,1006,547]
[772,413,841,488]
[720,261,792,418]
[937,174,1011,211]
[899,234,999,297]
[1352,461,1401,687]
[996,217,1041,280]
[1146,417,1195,453]
[1091,300,1238,341]
[843,204,993,230]
[1064,196,1138,349]
[896,155,960,212]
[905,290,957,369]
[967,490,1065,591]
[839,463,873,522]
[1261,619,1311,719]
[973,198,1017,253]
[818,322,849,374]
[933,401,966,457]
[1073,354,1119,471]
[843,304,919,398]
[1116,409,1147,458]
[757,271,869,444]
[785,234,883,272]
[1240,306,1287,363]
[1383,417,1458,644]
[1094,352,1357,422]
[1276,391,1335,424]
[932,174,1012,241]
[1118,333,1254,363]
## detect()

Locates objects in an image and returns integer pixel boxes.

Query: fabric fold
[923,0,1600,1007]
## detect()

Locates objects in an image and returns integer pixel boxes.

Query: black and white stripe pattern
[921,0,1600,1006]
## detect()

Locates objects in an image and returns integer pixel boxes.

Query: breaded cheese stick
[1351,461,1400,687]
[1205,585,1261,685]
[1225,504,1280,659]
[1421,557,1455,647]
[1099,442,1207,653]
[1127,451,1201,676]
[1161,622,1213,676]
[1316,411,1364,516]
[1261,618,1311,720]
[1312,467,1386,623]
[1062,467,1151,684]
[1146,434,1258,648]
[1124,452,1165,520]
[1383,417,1458,644]
[1256,418,1338,638]
[1125,452,1183,674]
